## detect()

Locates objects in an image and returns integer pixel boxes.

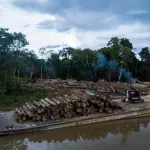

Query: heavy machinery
[122,82,144,103]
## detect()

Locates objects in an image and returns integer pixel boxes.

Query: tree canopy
[0,27,150,82]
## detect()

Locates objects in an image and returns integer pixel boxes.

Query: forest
[0,27,150,109]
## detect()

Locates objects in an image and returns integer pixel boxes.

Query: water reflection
[0,117,150,150]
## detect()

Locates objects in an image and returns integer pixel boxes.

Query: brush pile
[26,78,149,99]
[14,93,123,123]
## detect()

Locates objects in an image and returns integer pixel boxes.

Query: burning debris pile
[14,93,122,123]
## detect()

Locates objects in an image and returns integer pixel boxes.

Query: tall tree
[0,28,29,81]
[139,47,149,62]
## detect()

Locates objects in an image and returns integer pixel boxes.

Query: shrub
[5,80,22,95]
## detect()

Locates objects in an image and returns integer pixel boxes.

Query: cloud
[96,22,150,39]
[13,0,150,32]
[45,44,68,49]
[127,10,148,15]
[23,24,30,28]
[37,11,120,32]
[77,22,150,49]
[12,0,150,15]
[3,0,150,51]
[37,19,71,32]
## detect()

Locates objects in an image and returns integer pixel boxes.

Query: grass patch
[0,86,55,111]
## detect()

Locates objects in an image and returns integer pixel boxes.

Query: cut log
[99,109,103,113]
[40,99,50,107]
[16,116,23,123]
[33,101,41,108]
[64,98,70,103]
[104,108,112,114]
[32,117,37,122]
[50,115,55,120]
[42,114,47,121]
[70,94,80,101]
[64,95,69,99]
[109,102,115,108]
[38,101,46,109]
[104,86,109,92]
[25,103,33,111]
[64,112,72,118]
[37,108,42,114]
[64,95,72,103]
[115,89,124,94]
[15,108,23,116]
[100,102,105,108]
[23,105,32,117]
[36,115,42,121]
[105,103,109,109]
[76,108,82,113]
[19,108,27,118]
[64,107,69,113]
[51,98,61,105]
[57,96,66,103]
[45,98,56,106]
[100,95,107,101]
[86,91,95,96]
[29,103,37,111]
[110,86,116,93]
[81,102,86,108]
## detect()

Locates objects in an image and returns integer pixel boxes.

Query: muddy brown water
[1,117,150,150]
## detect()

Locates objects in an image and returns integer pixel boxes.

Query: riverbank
[1,95,150,136]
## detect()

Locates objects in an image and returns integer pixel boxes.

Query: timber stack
[14,93,123,123]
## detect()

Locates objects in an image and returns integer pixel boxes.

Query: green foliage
[120,38,133,49]
[139,47,149,62]
[5,80,22,95]
[0,85,54,110]
[1,26,150,96]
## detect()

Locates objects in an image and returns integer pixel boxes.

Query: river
[0,117,150,150]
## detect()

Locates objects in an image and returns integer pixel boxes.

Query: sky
[0,0,150,55]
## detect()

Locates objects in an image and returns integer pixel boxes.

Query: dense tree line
[0,27,150,83]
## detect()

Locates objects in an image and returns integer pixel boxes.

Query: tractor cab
[123,82,144,103]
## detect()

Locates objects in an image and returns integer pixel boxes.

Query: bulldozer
[122,82,144,103]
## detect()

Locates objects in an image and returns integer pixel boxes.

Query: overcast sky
[0,0,150,54]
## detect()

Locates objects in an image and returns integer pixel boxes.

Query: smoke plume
[95,54,132,81]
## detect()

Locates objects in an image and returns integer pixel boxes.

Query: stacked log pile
[14,94,123,123]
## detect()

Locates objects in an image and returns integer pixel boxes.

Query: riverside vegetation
[0,79,53,110]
